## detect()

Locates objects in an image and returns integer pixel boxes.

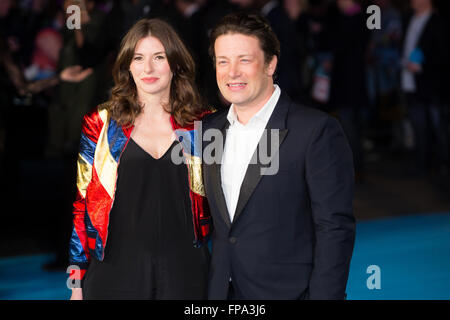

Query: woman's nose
[144,59,153,74]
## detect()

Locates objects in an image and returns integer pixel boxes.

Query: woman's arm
[68,109,102,299]
[70,288,83,300]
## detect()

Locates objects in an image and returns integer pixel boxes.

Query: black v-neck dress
[82,138,210,300]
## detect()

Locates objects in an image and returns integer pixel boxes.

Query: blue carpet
[0,254,70,300]
[346,212,450,300]
[1,212,450,300]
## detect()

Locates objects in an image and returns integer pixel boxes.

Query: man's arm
[305,116,356,299]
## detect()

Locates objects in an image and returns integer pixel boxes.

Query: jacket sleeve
[305,116,356,299]
[68,108,102,286]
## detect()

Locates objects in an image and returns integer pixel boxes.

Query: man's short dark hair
[208,12,280,66]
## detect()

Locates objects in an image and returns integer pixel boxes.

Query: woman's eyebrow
[133,51,166,56]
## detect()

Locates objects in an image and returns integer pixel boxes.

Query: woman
[68,18,212,300]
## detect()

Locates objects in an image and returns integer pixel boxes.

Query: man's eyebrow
[216,54,253,59]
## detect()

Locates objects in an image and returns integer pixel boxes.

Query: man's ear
[266,55,278,77]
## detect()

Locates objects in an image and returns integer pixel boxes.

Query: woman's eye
[155,55,165,60]
[133,56,143,61]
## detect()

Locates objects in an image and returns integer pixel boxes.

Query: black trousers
[227,281,236,300]
[406,93,449,172]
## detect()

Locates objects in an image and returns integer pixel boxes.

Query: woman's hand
[60,65,93,82]
[70,288,83,300]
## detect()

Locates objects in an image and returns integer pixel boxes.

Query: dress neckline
[130,138,177,161]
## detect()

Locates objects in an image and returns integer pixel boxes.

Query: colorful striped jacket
[68,103,211,281]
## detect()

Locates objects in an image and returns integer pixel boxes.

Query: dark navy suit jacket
[202,91,356,300]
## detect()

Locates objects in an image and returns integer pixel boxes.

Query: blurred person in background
[20,0,63,66]
[255,0,304,103]
[0,29,97,258]
[300,0,333,107]
[282,0,310,103]
[400,0,449,179]
[106,0,165,57]
[0,0,28,66]
[45,0,109,158]
[0,31,96,168]
[171,0,204,60]
[322,0,370,181]
[366,0,405,151]
[169,0,208,101]
[193,0,240,109]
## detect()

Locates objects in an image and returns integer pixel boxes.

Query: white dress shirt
[221,85,281,222]
[401,10,431,92]
[261,0,279,17]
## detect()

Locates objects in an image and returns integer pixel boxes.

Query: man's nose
[228,61,241,78]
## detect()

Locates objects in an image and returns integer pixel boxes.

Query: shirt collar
[227,85,281,127]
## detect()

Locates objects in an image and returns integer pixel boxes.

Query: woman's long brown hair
[106,18,206,127]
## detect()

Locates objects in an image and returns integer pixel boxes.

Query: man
[202,12,355,300]
[400,0,449,177]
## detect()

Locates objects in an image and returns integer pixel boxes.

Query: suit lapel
[232,92,291,225]
[207,118,232,228]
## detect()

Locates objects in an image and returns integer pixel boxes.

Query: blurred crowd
[1,0,450,264]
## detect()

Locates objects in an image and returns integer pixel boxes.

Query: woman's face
[129,35,173,100]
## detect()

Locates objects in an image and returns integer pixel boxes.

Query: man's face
[229,0,254,8]
[214,33,277,110]
[0,0,12,18]
[337,0,354,12]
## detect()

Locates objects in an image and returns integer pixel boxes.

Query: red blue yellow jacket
[68,103,211,281]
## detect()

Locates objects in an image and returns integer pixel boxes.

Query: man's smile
[226,83,247,91]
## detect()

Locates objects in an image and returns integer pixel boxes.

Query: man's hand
[322,60,333,73]
[407,62,422,73]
